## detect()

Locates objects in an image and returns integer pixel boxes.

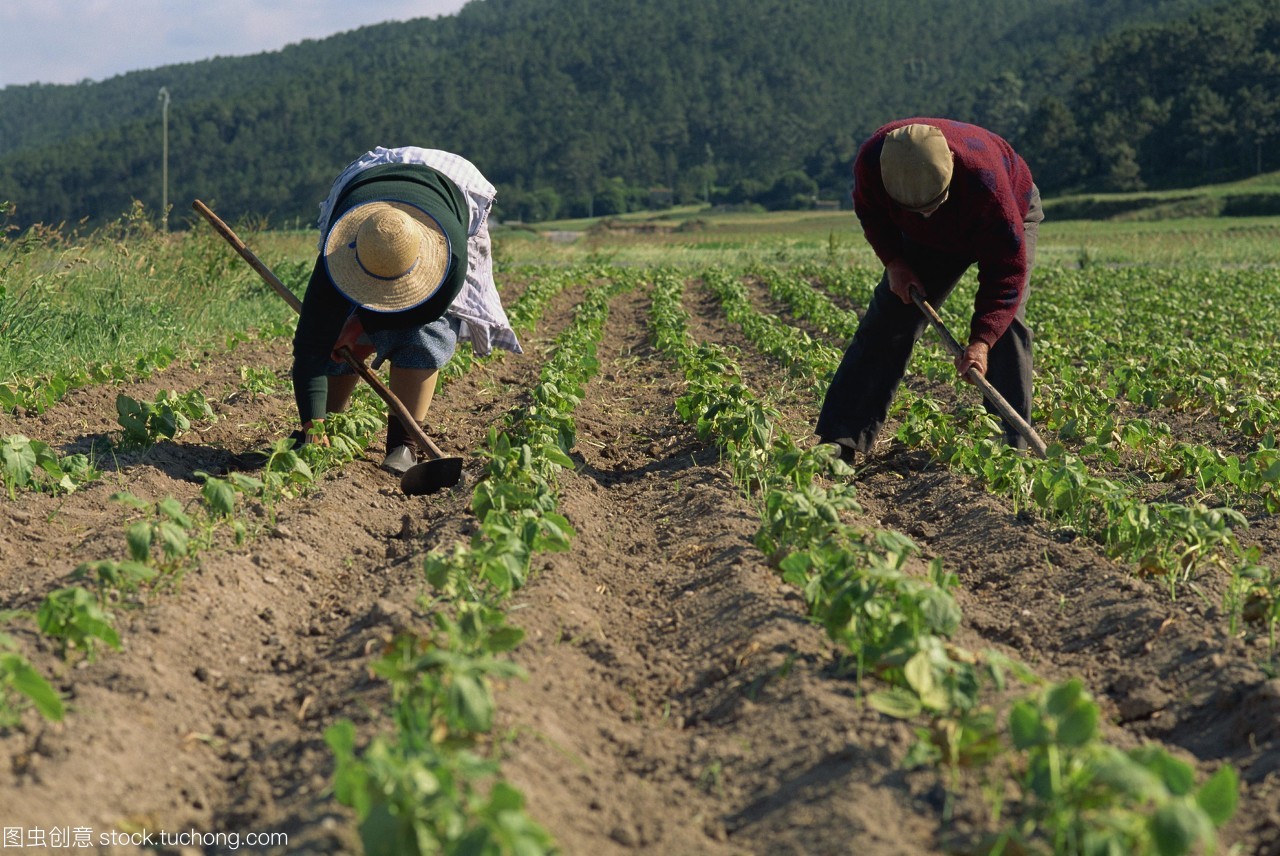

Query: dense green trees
[1018,0,1280,191]
[0,0,1270,229]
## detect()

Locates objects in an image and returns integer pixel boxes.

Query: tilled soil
[0,270,1276,856]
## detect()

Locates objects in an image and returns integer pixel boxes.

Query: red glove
[331,313,374,363]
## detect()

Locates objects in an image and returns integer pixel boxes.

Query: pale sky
[0,0,471,89]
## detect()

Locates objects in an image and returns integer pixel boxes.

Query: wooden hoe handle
[191,199,446,461]
[909,287,1049,459]
[192,199,302,314]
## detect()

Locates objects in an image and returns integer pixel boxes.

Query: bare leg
[381,366,440,473]
[388,366,439,422]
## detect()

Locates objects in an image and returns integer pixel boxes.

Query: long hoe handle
[193,199,302,314]
[910,286,1048,459]
[191,199,447,460]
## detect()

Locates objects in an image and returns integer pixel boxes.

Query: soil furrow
[494,283,946,856]
[0,279,580,852]
[739,270,1280,853]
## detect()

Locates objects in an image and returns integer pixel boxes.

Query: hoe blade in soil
[400,457,465,495]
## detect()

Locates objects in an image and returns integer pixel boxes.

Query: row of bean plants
[868,267,1280,517]
[0,380,386,724]
[811,263,1280,516]
[751,264,1279,649]
[658,268,1239,854]
[326,267,623,855]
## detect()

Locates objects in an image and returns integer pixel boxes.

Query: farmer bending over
[292,146,522,473]
[816,119,1043,462]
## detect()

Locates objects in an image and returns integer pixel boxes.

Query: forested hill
[0,0,1261,229]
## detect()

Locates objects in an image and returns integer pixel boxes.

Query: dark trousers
[816,188,1042,452]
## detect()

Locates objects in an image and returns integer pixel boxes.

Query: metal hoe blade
[400,457,466,496]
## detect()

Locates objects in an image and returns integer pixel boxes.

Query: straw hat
[880,124,954,212]
[323,200,451,313]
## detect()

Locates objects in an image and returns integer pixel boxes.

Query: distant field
[497,203,1280,268]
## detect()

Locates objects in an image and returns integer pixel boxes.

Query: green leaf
[324,718,356,757]
[324,720,368,812]
[88,619,122,652]
[542,445,575,469]
[487,625,525,653]
[1,435,36,489]
[110,491,151,511]
[1196,766,1239,826]
[227,472,265,494]
[867,688,923,719]
[157,497,192,527]
[116,394,147,441]
[903,650,950,712]
[488,781,526,813]
[920,590,961,636]
[1045,679,1085,716]
[201,478,236,517]
[118,561,159,587]
[536,512,576,551]
[1056,697,1099,747]
[1151,802,1212,856]
[1009,700,1045,749]
[452,673,495,733]
[1091,749,1161,800]
[1,653,64,721]
[125,522,153,563]
[1133,746,1196,796]
[156,521,190,558]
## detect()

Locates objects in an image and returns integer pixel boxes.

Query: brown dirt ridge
[0,270,1274,856]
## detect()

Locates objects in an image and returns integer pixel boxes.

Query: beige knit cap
[323,201,451,312]
[880,124,954,212]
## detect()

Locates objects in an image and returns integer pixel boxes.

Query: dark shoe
[381,444,419,475]
[819,437,860,464]
[382,418,423,475]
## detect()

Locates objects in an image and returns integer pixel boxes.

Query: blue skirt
[329,315,460,375]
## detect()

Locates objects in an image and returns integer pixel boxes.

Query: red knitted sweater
[852,118,1036,347]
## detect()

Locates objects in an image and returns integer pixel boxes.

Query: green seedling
[195,470,264,544]
[36,587,121,661]
[0,618,64,726]
[71,559,158,605]
[1,433,99,497]
[1003,679,1237,855]
[109,493,196,575]
[115,389,214,448]
[327,720,553,856]
[237,364,283,397]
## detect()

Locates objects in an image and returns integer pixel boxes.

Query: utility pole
[158,87,170,232]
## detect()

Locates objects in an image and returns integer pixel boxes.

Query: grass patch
[0,204,299,387]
